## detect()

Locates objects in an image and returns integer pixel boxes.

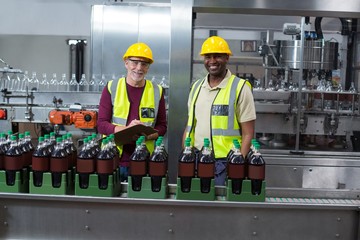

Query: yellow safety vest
[108,77,162,155]
[186,75,252,158]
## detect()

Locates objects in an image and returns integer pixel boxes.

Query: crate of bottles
[127,176,168,199]
[0,168,29,193]
[176,177,215,201]
[226,179,266,202]
[29,170,74,195]
[75,170,121,197]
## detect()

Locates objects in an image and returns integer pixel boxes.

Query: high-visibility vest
[186,75,251,158]
[108,77,162,155]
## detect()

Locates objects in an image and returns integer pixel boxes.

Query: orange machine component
[49,110,97,129]
[0,109,7,120]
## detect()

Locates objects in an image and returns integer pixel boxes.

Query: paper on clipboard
[113,124,157,146]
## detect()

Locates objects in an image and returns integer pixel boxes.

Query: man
[97,42,167,181]
[184,36,256,186]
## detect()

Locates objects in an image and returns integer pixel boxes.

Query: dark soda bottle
[227,142,246,194]
[65,133,77,168]
[24,131,34,157]
[18,133,31,168]
[149,139,167,192]
[0,133,7,170]
[247,144,265,195]
[197,138,215,193]
[178,137,195,193]
[129,139,148,191]
[32,136,50,187]
[96,139,114,189]
[50,137,68,188]
[226,139,239,162]
[108,134,120,171]
[4,135,23,186]
[76,138,95,189]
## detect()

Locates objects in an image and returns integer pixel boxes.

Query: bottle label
[76,158,96,173]
[149,161,166,176]
[248,165,265,180]
[228,164,245,179]
[97,160,113,174]
[4,155,23,170]
[50,157,68,173]
[178,162,195,177]
[197,162,215,178]
[129,160,146,175]
[32,156,50,171]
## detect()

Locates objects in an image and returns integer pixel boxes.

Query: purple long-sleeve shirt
[97,80,167,167]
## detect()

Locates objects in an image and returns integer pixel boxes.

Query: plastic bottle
[29,72,39,91]
[226,139,240,162]
[32,136,50,187]
[18,133,31,168]
[10,73,21,91]
[197,138,215,193]
[65,133,77,169]
[20,71,30,92]
[0,133,7,170]
[39,73,50,91]
[76,138,95,189]
[178,137,195,193]
[227,142,246,194]
[59,73,69,92]
[4,135,22,186]
[129,139,148,191]
[247,144,266,195]
[61,135,72,170]
[98,74,106,92]
[24,131,34,157]
[89,74,98,92]
[96,139,114,189]
[108,134,120,171]
[50,137,68,188]
[148,140,167,192]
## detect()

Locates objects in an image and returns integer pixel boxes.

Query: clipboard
[113,124,157,146]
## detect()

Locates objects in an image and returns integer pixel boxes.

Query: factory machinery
[1,1,360,239]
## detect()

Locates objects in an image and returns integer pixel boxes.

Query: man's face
[203,53,229,77]
[125,57,151,82]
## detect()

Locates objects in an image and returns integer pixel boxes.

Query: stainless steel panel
[193,0,360,18]
[168,0,193,183]
[91,4,170,81]
[255,113,295,134]
[0,193,359,240]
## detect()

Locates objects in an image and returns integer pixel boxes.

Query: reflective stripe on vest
[186,75,251,158]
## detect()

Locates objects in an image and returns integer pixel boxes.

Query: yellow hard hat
[123,42,154,64]
[200,36,232,56]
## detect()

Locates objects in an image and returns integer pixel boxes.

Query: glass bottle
[89,74,98,92]
[227,142,246,194]
[78,73,89,92]
[98,74,106,92]
[76,138,95,189]
[29,72,39,91]
[197,138,215,193]
[59,73,69,92]
[50,137,68,188]
[69,73,79,92]
[20,71,30,92]
[10,73,21,91]
[49,73,59,92]
[96,139,114,189]
[148,140,167,192]
[32,136,50,187]
[247,144,266,195]
[39,73,50,91]
[4,135,22,186]
[129,139,148,191]
[178,137,195,193]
